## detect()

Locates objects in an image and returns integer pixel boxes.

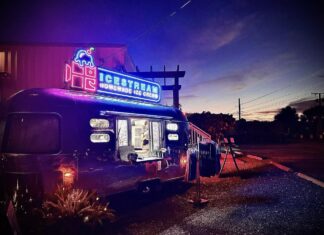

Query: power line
[243,94,313,113]
[241,88,283,105]
[236,72,324,120]
[242,78,324,111]
[242,92,293,109]
[243,94,313,114]
[241,70,324,106]
[241,91,315,119]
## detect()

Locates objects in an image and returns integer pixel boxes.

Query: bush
[42,185,115,234]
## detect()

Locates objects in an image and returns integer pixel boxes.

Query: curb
[269,160,293,172]
[269,160,324,188]
[246,154,263,161]
[295,172,324,188]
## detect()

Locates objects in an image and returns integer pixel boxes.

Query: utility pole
[312,92,324,106]
[311,92,324,139]
[238,98,241,120]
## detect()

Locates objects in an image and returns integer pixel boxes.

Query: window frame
[116,118,129,147]
[2,112,62,154]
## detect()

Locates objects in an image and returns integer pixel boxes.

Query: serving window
[117,119,128,147]
[116,118,163,161]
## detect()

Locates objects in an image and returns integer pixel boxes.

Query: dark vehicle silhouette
[0,88,189,199]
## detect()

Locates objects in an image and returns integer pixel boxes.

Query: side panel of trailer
[1,88,189,197]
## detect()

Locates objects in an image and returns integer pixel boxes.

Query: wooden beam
[130,67,185,109]
[129,71,185,78]
[161,85,181,90]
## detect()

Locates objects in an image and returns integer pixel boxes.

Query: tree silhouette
[187,112,235,141]
[274,106,298,136]
[303,105,324,139]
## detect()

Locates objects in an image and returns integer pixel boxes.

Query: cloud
[244,97,319,119]
[255,109,280,115]
[163,94,198,100]
[184,14,256,55]
[188,63,268,92]
[185,51,301,93]
[242,108,280,121]
[198,20,245,51]
[162,93,198,107]
[203,73,247,91]
[289,98,318,113]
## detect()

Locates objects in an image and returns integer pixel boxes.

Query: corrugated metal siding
[0,44,135,101]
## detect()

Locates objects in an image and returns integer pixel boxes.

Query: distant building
[0,43,135,103]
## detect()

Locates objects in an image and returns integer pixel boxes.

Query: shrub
[43,185,115,228]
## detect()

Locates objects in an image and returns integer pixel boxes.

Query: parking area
[1,151,323,235]
[106,155,324,235]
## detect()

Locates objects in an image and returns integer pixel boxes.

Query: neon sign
[65,48,97,93]
[65,48,161,102]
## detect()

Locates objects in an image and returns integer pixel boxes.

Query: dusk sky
[1,0,324,120]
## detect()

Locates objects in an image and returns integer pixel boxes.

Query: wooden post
[163,65,166,85]
[173,65,180,108]
[173,76,179,108]
[129,66,185,108]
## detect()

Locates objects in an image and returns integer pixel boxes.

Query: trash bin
[200,142,221,177]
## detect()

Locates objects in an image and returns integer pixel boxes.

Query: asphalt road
[240,142,324,181]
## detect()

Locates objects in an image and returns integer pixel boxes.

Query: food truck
[0,48,190,199]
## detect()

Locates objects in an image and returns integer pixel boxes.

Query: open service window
[130,118,162,161]
[116,118,163,162]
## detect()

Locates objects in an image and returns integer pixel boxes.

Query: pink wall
[0,44,135,101]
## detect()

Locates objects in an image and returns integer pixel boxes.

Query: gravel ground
[104,156,324,235]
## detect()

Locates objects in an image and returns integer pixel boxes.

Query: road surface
[240,142,324,181]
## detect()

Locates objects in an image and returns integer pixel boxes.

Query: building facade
[0,43,135,103]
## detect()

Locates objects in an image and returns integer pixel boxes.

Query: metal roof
[6,88,187,121]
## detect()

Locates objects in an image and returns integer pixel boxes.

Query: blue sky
[1,0,323,120]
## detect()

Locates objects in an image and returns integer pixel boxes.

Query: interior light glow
[168,134,179,141]
[64,172,73,177]
[90,119,109,128]
[59,166,76,186]
[180,155,188,168]
[166,123,178,131]
[90,133,110,143]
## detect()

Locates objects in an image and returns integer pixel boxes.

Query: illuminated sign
[97,68,160,102]
[65,48,161,102]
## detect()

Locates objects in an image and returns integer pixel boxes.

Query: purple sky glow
[1,0,323,120]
